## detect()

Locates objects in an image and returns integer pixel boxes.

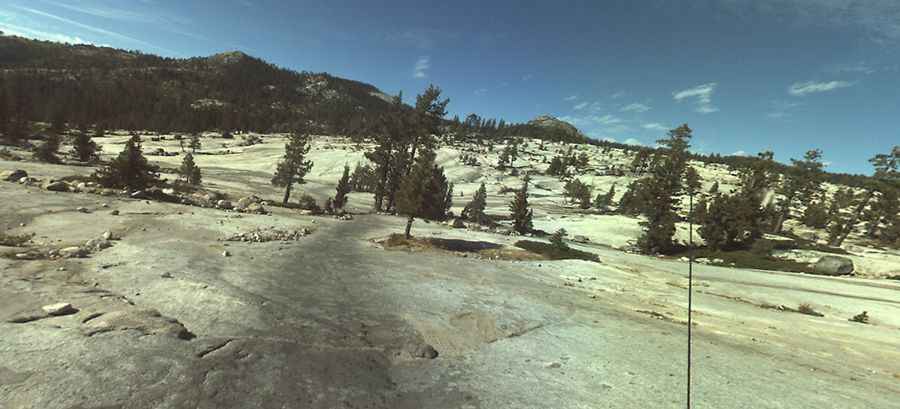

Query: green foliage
[34,132,61,163]
[699,193,762,251]
[549,228,569,250]
[462,182,490,224]
[514,240,599,262]
[396,145,450,236]
[188,133,201,152]
[563,179,592,209]
[296,193,320,212]
[93,133,160,191]
[333,164,352,210]
[546,155,568,177]
[684,167,702,195]
[691,195,708,225]
[72,126,98,162]
[271,130,313,205]
[594,184,616,211]
[179,152,201,186]
[637,124,692,254]
[801,200,828,229]
[350,162,377,193]
[509,175,534,234]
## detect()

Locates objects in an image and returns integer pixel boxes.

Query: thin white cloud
[0,22,97,45]
[788,80,853,96]
[731,150,748,156]
[592,114,623,125]
[11,5,177,54]
[624,138,643,146]
[413,56,430,79]
[610,91,626,99]
[564,95,578,101]
[673,82,719,114]
[621,103,651,113]
[558,115,585,126]
[642,123,668,131]
[573,102,589,110]
[473,88,487,96]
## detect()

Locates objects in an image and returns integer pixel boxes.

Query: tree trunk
[404,216,414,239]
[282,179,293,206]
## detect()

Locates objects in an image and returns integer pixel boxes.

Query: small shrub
[0,232,33,247]
[797,303,824,317]
[849,311,869,324]
[498,185,518,194]
[549,228,568,250]
[296,193,320,212]
[514,240,599,262]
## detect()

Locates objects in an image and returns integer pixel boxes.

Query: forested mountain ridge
[0,35,394,134]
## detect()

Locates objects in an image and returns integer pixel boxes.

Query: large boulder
[1,169,27,182]
[527,115,585,140]
[43,180,70,192]
[812,256,854,276]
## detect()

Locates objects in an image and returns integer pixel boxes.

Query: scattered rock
[572,235,591,244]
[110,210,120,216]
[81,308,195,340]
[102,231,114,240]
[42,303,77,316]
[216,199,233,210]
[160,272,174,279]
[43,180,70,192]
[224,227,309,242]
[83,237,113,253]
[812,255,854,276]
[59,246,85,258]
[1,169,27,182]
[544,362,561,369]
[235,195,267,214]
[76,206,91,213]
[222,250,231,257]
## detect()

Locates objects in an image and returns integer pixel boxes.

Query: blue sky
[1,0,898,174]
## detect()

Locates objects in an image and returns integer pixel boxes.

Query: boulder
[2,169,27,182]
[216,199,233,210]
[812,256,854,276]
[43,180,70,192]
[83,238,112,253]
[42,303,77,316]
[573,235,591,244]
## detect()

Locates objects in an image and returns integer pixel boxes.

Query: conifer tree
[271,130,313,206]
[594,184,616,211]
[637,124,692,254]
[684,167,702,196]
[829,146,899,246]
[509,174,534,234]
[396,145,439,238]
[189,133,201,152]
[333,164,352,210]
[179,152,201,185]
[72,125,98,162]
[462,182,489,224]
[549,228,569,249]
[94,133,159,191]
[34,132,62,163]
[801,200,828,228]
[772,149,825,233]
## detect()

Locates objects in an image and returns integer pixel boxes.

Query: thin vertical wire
[687,192,694,409]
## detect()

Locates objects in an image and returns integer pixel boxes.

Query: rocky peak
[528,115,582,137]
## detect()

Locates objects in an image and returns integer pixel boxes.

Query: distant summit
[528,115,583,139]
[207,51,250,65]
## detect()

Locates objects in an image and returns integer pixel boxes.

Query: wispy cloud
[610,91,626,99]
[766,100,801,119]
[621,102,651,113]
[788,80,853,96]
[641,123,668,131]
[624,138,643,146]
[673,82,719,114]
[564,95,578,101]
[413,56,430,78]
[38,0,205,41]
[732,150,748,157]
[0,22,98,45]
[473,88,488,96]
[592,114,623,125]
[573,102,589,110]
[11,5,177,54]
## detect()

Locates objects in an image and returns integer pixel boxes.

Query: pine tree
[462,182,489,224]
[509,174,534,234]
[684,167,702,196]
[829,147,898,246]
[72,125,98,162]
[333,164,352,210]
[189,133,201,152]
[692,195,709,225]
[179,152,201,185]
[801,200,828,228]
[549,228,569,249]
[34,132,62,163]
[396,146,439,238]
[637,124,692,254]
[271,130,313,206]
[594,184,616,211]
[772,149,825,233]
[94,133,160,191]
